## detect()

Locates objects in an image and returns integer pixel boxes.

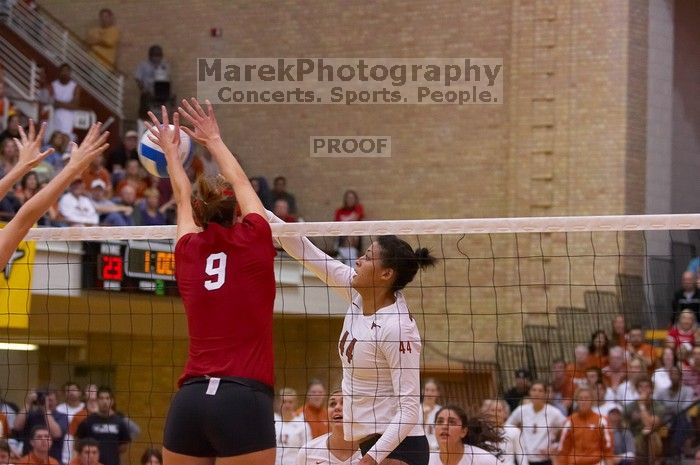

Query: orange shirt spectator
[585,330,610,369]
[611,314,627,349]
[296,380,329,439]
[626,326,656,370]
[562,345,590,402]
[557,389,613,465]
[0,412,8,438]
[82,162,112,198]
[17,453,59,465]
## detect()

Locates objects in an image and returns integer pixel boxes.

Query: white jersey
[56,402,86,465]
[424,403,441,451]
[491,424,523,465]
[428,444,500,465]
[296,433,361,465]
[269,211,424,465]
[275,413,311,465]
[506,403,566,463]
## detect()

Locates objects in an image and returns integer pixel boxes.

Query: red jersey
[175,213,276,387]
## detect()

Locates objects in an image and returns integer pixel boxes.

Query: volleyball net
[2,214,700,462]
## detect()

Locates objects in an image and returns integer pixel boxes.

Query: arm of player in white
[367,325,422,464]
[267,209,354,302]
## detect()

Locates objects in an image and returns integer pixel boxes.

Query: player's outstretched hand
[177,98,221,147]
[65,122,110,170]
[145,106,181,163]
[13,120,54,171]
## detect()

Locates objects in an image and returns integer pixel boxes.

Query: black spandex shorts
[163,376,275,457]
[359,434,429,465]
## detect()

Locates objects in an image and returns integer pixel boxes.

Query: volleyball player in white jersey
[268,212,436,465]
[276,388,312,465]
[297,389,361,465]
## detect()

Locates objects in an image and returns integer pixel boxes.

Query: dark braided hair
[376,235,436,292]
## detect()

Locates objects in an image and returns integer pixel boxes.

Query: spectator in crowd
[652,347,677,395]
[0,114,21,146]
[274,387,310,465]
[549,358,570,415]
[139,448,161,465]
[503,368,531,413]
[85,9,119,68]
[586,330,610,369]
[90,180,132,226]
[623,377,664,464]
[105,131,138,173]
[667,309,697,351]
[584,367,604,389]
[49,64,80,140]
[1,138,19,175]
[592,381,621,418]
[81,156,112,198]
[0,392,17,438]
[563,345,590,404]
[557,387,613,465]
[422,378,442,451]
[56,382,86,465]
[626,325,655,369]
[17,426,59,465]
[507,381,567,465]
[0,439,12,464]
[431,404,501,465]
[75,387,130,465]
[135,45,171,119]
[682,346,700,399]
[296,389,359,465]
[607,357,646,405]
[334,190,364,266]
[134,188,167,226]
[249,176,272,210]
[83,386,98,415]
[13,390,65,457]
[68,438,101,465]
[114,160,148,198]
[602,346,627,393]
[110,185,137,225]
[656,366,694,459]
[42,132,70,174]
[296,379,328,439]
[44,391,68,464]
[611,314,627,348]
[272,198,297,223]
[58,180,98,226]
[271,176,297,215]
[672,271,700,324]
[480,399,522,465]
[606,407,635,465]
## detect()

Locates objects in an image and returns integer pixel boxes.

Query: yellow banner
[0,223,34,328]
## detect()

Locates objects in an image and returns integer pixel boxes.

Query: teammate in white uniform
[422,379,442,452]
[479,399,522,465]
[276,388,312,465]
[297,389,361,465]
[268,212,436,465]
[429,405,501,465]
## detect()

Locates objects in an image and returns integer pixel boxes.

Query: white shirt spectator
[594,401,623,418]
[56,401,86,464]
[275,412,311,465]
[51,79,77,137]
[59,191,98,225]
[135,59,170,95]
[652,367,672,395]
[605,381,638,405]
[506,403,566,464]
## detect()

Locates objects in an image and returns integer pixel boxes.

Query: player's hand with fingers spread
[177,98,221,147]
[12,120,54,172]
[145,105,181,162]
[65,122,110,170]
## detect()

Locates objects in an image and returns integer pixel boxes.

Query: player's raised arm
[145,107,199,242]
[0,123,109,271]
[177,98,265,219]
[0,120,54,200]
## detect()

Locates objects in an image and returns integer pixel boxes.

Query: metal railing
[0,34,39,101]
[2,0,124,117]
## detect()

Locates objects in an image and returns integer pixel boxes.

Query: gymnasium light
[0,343,38,351]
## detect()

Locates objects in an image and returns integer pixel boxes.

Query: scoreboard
[83,241,179,295]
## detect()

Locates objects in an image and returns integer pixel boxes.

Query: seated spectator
[334,190,364,266]
[623,377,664,464]
[606,357,647,405]
[592,381,621,417]
[42,132,70,174]
[584,366,604,389]
[75,387,130,465]
[607,407,635,465]
[58,180,98,226]
[672,271,700,324]
[421,378,442,451]
[90,180,132,226]
[611,314,628,348]
[49,64,80,140]
[249,176,272,210]
[139,448,161,465]
[602,346,627,391]
[69,438,101,465]
[107,185,138,226]
[682,346,700,399]
[134,189,167,226]
[586,330,610,369]
[557,387,613,465]
[626,325,656,369]
[652,347,677,395]
[431,405,502,465]
[81,156,112,198]
[273,198,297,223]
[17,426,59,465]
[0,190,21,222]
[271,176,297,214]
[114,160,148,198]
[1,138,18,175]
[296,379,328,439]
[503,368,531,413]
[656,366,694,458]
[85,9,119,69]
[0,114,21,146]
[667,309,697,351]
[480,399,522,465]
[135,45,172,119]
[549,358,570,415]
[105,131,138,173]
[563,345,590,404]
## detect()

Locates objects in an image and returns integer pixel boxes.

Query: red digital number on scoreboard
[101,255,123,281]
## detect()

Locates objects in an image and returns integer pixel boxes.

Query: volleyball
[137,125,194,177]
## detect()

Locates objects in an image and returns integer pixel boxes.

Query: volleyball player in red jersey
[146,103,276,465]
